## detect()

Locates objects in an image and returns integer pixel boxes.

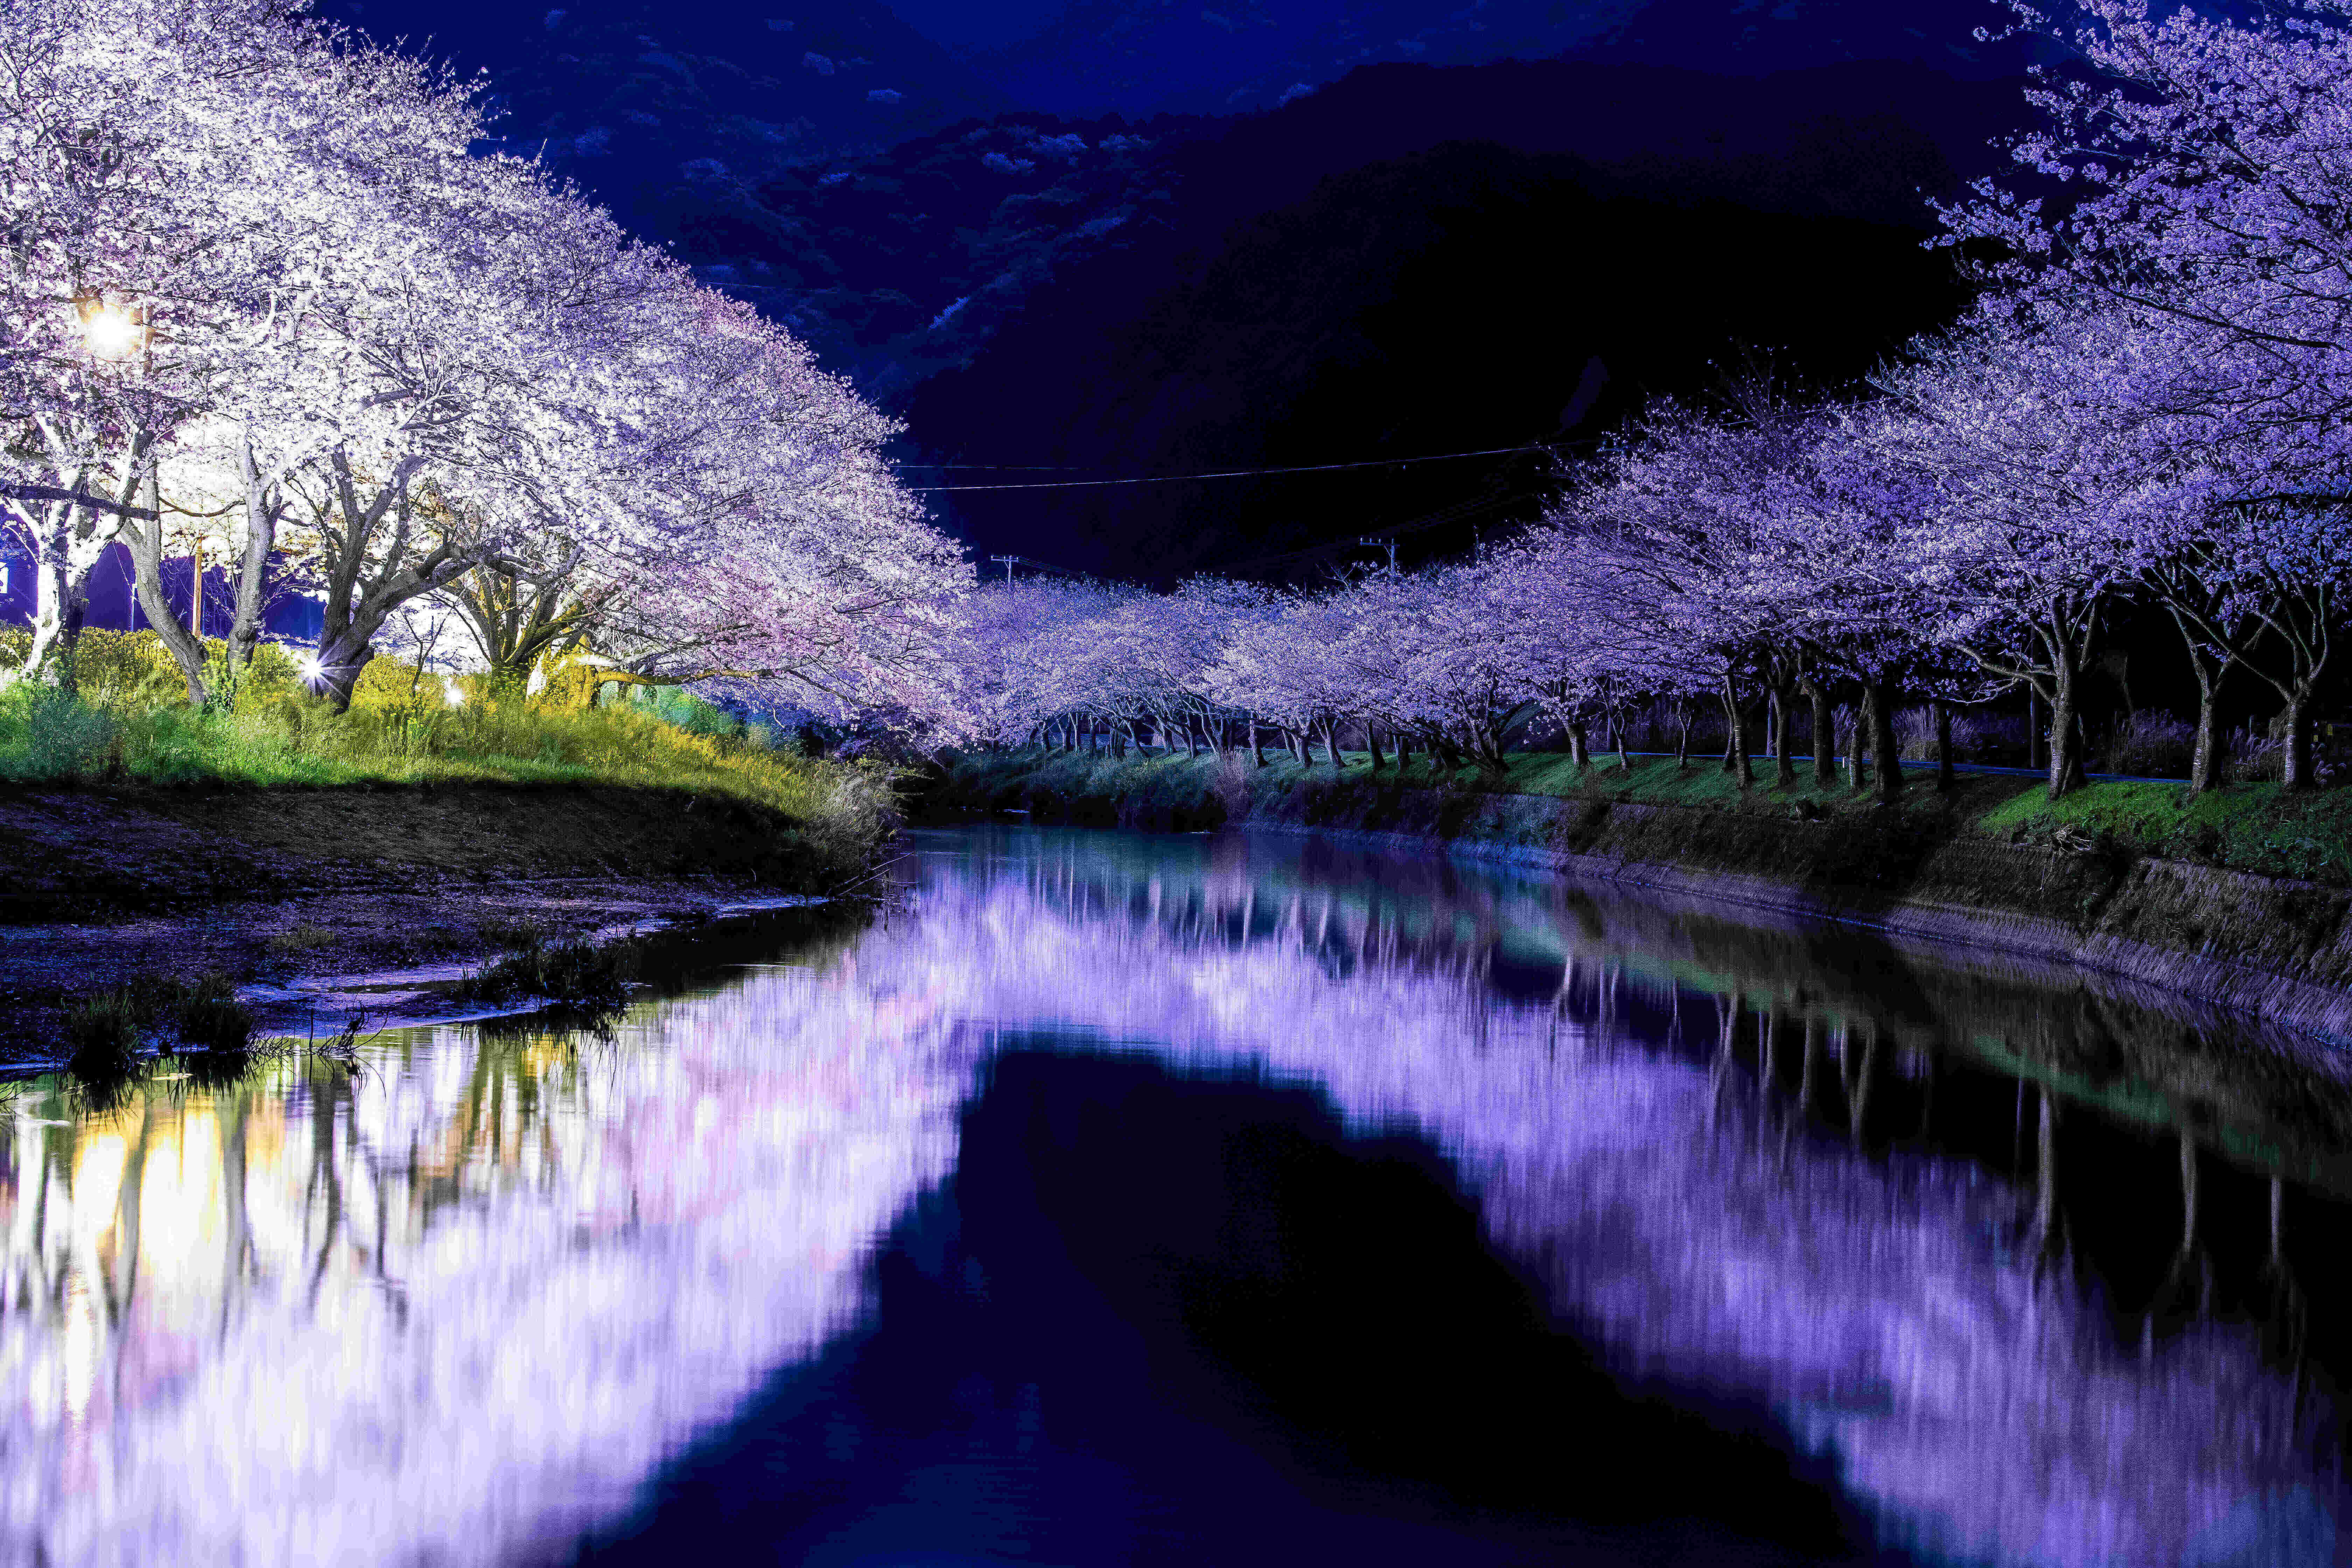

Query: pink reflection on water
[0,974,974,1566]
[0,830,2339,1566]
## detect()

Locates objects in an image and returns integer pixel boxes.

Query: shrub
[267,923,338,953]
[2104,711,2195,779]
[0,681,118,779]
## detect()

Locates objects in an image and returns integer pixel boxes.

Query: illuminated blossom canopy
[0,0,965,724]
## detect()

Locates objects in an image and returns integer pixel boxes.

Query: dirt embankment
[0,781,868,1056]
[917,761,2352,1043]
[0,780,841,920]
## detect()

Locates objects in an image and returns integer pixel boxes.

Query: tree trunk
[1610,707,1631,771]
[1323,719,1344,766]
[1870,681,1904,804]
[1848,691,1869,794]
[1934,700,1955,793]
[23,490,135,693]
[1366,724,1386,770]
[1675,699,1692,769]
[120,443,211,706]
[1769,685,1796,788]
[2046,660,2087,799]
[2283,691,2316,790]
[2188,670,2223,793]
[1248,718,1266,768]
[2154,606,2230,790]
[1567,720,1590,768]
[2027,689,2043,772]
[1722,674,1752,790]
[1807,679,1836,787]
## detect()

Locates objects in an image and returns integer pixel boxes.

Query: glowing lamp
[444,685,466,709]
[297,653,326,685]
[74,296,147,360]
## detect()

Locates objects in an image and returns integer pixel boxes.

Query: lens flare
[80,304,144,359]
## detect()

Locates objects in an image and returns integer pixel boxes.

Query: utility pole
[988,553,1080,583]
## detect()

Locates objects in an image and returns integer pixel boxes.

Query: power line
[1210,485,1534,574]
[899,443,1553,493]
[986,553,1081,581]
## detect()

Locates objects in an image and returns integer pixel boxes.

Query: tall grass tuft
[2106,712,2196,779]
[57,969,257,1077]
[0,681,119,780]
[63,989,143,1078]
[457,928,639,1016]
[174,972,256,1050]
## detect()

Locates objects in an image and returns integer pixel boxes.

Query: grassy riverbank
[1,678,866,822]
[923,744,2352,1038]
[3,630,853,813]
[0,632,893,917]
[929,745,2352,887]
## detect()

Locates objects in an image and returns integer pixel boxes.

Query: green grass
[62,969,256,1079]
[941,743,2352,887]
[0,630,883,842]
[1980,778,2352,884]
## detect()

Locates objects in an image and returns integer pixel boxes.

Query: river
[3,825,2347,1566]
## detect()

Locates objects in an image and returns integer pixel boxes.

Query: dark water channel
[5,826,2351,1565]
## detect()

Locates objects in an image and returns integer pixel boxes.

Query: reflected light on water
[0,826,2343,1565]
[0,980,974,1565]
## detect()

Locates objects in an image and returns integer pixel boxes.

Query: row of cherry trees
[944,0,2352,799]
[2,0,963,719]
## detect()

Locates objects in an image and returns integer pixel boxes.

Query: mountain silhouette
[313,0,2039,578]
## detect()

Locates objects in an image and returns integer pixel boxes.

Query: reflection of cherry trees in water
[0,987,976,1566]
[875,831,2344,1564]
[0,826,2344,1564]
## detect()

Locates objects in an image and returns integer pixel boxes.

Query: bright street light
[74,296,148,360]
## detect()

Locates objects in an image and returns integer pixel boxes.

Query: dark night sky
[306,0,2028,582]
[880,0,1064,48]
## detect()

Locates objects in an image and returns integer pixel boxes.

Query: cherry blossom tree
[1948,0,2352,788]
[1848,311,2169,798]
[0,0,340,690]
[3,0,968,734]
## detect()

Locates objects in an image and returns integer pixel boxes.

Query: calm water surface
[5,826,2350,1566]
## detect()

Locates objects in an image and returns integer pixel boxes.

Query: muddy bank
[919,760,2352,1044]
[0,780,856,921]
[0,779,881,1056]
[0,876,868,1060]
